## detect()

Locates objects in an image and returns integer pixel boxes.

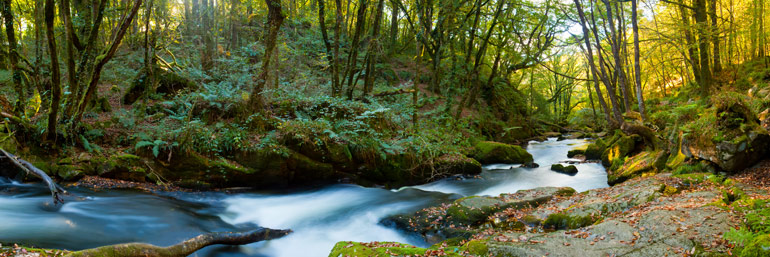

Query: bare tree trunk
[603,0,630,113]
[632,0,645,121]
[44,0,61,143]
[65,229,291,257]
[576,0,621,126]
[248,0,285,110]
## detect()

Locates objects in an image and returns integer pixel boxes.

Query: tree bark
[65,228,291,257]
[632,0,646,121]
[709,0,721,72]
[343,0,367,100]
[695,0,712,96]
[0,149,67,204]
[388,0,399,55]
[603,0,630,113]
[0,0,24,114]
[249,0,285,110]
[44,0,61,143]
[362,0,386,97]
[332,0,342,96]
[59,0,78,94]
[71,0,144,128]
[576,0,621,126]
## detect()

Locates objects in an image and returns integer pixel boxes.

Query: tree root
[0,148,67,204]
[65,228,292,257]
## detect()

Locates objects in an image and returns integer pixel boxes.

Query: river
[0,138,607,256]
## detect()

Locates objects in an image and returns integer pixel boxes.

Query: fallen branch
[0,148,67,204]
[65,228,292,257]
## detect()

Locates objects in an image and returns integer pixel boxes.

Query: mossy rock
[584,140,605,160]
[550,164,578,175]
[446,196,506,225]
[328,241,463,257]
[601,133,637,167]
[471,141,533,164]
[432,154,482,176]
[463,239,489,255]
[542,212,598,230]
[608,151,667,185]
[123,67,197,105]
[567,149,585,158]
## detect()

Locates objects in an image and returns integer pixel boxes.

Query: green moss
[328,241,463,257]
[463,239,489,255]
[471,141,533,164]
[567,149,585,158]
[543,213,597,230]
[584,140,605,160]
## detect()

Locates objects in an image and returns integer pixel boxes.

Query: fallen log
[65,228,292,257]
[0,148,67,204]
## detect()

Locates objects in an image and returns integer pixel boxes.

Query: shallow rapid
[0,138,607,257]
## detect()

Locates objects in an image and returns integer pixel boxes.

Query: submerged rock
[470,141,533,164]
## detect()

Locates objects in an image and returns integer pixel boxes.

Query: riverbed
[0,138,607,256]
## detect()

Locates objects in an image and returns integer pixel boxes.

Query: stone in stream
[550,164,578,175]
[469,141,533,164]
[567,149,585,158]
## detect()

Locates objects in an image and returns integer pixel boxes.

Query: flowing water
[0,138,607,257]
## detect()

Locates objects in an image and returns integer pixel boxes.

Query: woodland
[0,0,769,256]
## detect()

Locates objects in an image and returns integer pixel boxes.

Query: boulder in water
[550,164,578,175]
[470,141,533,164]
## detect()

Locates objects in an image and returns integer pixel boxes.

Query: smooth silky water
[0,138,607,256]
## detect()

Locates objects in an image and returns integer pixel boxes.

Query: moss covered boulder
[608,151,668,186]
[123,67,197,105]
[567,149,585,158]
[681,94,770,172]
[470,141,533,164]
[601,133,638,167]
[550,164,578,175]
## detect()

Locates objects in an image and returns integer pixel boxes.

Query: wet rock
[383,187,575,241]
[550,164,578,175]
[470,141,533,164]
[520,162,539,168]
[543,132,562,138]
[567,149,585,158]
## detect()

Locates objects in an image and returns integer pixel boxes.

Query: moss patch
[471,141,533,164]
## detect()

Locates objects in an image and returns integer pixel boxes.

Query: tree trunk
[65,229,291,257]
[603,0,630,113]
[577,0,621,126]
[710,0,721,72]
[0,0,24,114]
[679,4,701,86]
[632,0,645,121]
[248,0,285,110]
[230,0,239,49]
[332,0,342,96]
[343,0,367,100]
[44,0,61,143]
[388,0,399,55]
[60,0,78,94]
[363,0,385,97]
[71,0,144,128]
[695,0,712,96]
